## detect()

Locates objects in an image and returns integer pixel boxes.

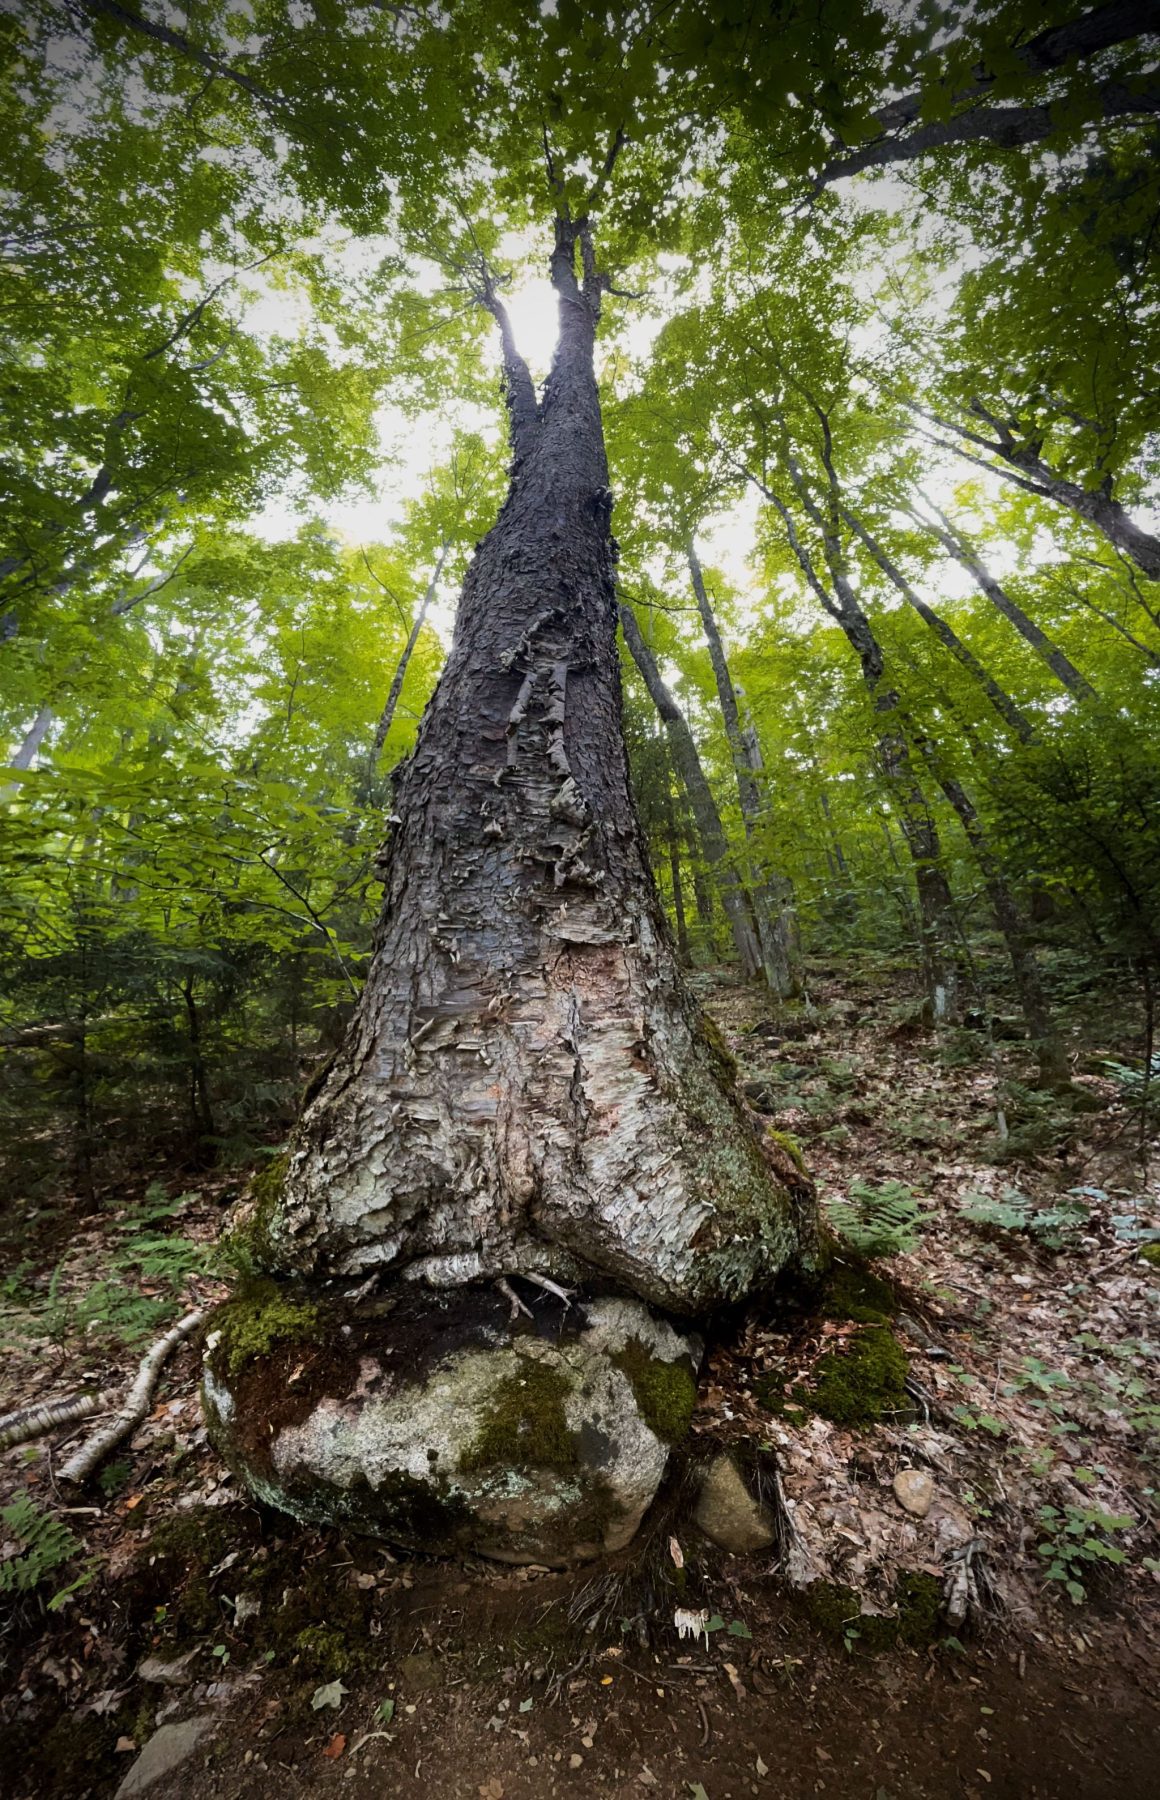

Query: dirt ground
[2,956,1157,1798]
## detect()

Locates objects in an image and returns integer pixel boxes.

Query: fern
[0,1492,94,1609]
[826,1178,925,1257]
[962,1188,1091,1250]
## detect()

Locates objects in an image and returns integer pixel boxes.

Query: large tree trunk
[687,542,800,996]
[247,222,814,1317]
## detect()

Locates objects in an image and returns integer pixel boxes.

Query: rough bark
[619,601,763,981]
[253,222,813,1316]
[686,542,799,996]
[918,502,1097,700]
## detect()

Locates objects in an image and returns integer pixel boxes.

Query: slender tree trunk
[918,502,1097,700]
[760,459,962,1021]
[913,749,1068,1085]
[365,542,450,782]
[619,602,764,980]
[665,815,690,963]
[842,504,1037,742]
[686,541,799,996]
[254,221,813,1315]
[928,401,1160,581]
[182,975,217,1154]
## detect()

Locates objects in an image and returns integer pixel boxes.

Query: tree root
[54,1309,206,1484]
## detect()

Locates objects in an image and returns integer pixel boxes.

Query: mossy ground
[610,1338,697,1444]
[803,1570,944,1651]
[755,1258,910,1424]
[801,1324,910,1425]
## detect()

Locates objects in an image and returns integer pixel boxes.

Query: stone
[693,1453,777,1554]
[892,1467,935,1518]
[114,1717,215,1798]
[203,1286,699,1566]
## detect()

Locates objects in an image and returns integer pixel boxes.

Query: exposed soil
[2,957,1157,1798]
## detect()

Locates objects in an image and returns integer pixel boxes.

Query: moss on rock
[610,1338,697,1445]
[209,1278,323,1380]
[459,1361,579,1473]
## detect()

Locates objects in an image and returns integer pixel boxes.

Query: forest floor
[1,955,1158,1799]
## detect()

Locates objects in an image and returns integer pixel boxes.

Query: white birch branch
[57,1309,206,1484]
[0,1389,117,1452]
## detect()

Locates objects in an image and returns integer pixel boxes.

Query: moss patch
[1139,1243,1160,1269]
[459,1361,579,1473]
[824,1261,897,1325]
[805,1569,942,1651]
[610,1338,697,1444]
[210,1278,323,1381]
[807,1325,910,1425]
[766,1128,808,1177]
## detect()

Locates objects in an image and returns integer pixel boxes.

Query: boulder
[693,1453,777,1554]
[202,1284,698,1566]
[892,1467,935,1519]
[115,1717,215,1798]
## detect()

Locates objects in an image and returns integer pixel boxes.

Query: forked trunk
[248,225,814,1316]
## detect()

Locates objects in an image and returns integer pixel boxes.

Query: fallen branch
[0,1390,117,1452]
[58,1309,206,1485]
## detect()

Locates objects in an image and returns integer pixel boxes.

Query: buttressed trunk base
[202,222,817,1562]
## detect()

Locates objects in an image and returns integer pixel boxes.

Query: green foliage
[961,1188,1092,1251]
[1036,1504,1133,1605]
[827,1180,925,1258]
[0,1493,94,1610]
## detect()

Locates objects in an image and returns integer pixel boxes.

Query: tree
[6,0,1159,1559]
